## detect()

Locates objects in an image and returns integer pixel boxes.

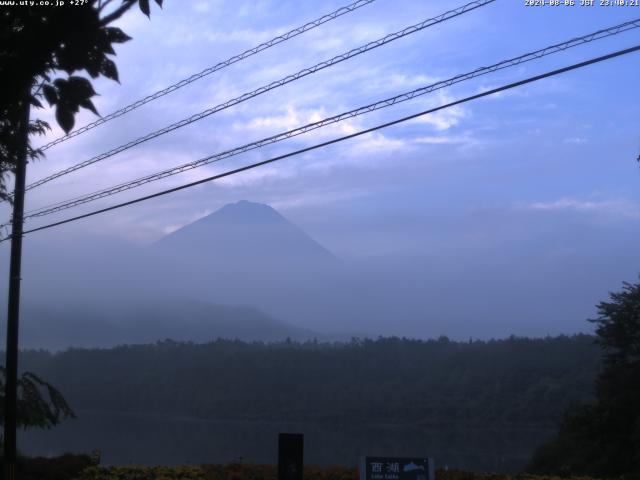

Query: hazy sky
[1,0,639,340]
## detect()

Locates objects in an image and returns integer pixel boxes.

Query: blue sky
[2,0,640,338]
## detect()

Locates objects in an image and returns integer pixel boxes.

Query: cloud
[476,83,532,100]
[348,132,407,154]
[563,137,587,145]
[270,188,369,210]
[521,197,640,219]
[215,163,297,188]
[413,134,471,145]
[236,106,324,133]
[406,91,470,131]
[231,103,366,147]
[192,2,212,13]
[303,34,345,54]
[199,27,288,47]
[356,71,441,95]
[411,105,468,131]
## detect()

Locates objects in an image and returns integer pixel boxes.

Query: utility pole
[3,91,31,480]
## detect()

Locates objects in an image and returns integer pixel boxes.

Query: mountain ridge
[20,299,322,351]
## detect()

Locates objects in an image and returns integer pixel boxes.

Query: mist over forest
[0,200,637,350]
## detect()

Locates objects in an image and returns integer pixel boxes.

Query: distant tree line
[18,335,599,427]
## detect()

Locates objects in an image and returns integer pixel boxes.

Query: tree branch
[99,0,137,26]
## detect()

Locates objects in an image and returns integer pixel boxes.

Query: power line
[36,0,377,152]
[22,17,640,219]
[8,44,639,241]
[23,0,496,193]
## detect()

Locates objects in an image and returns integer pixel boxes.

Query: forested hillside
[19,335,599,427]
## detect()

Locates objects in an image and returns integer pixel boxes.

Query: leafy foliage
[16,453,97,480]
[0,0,162,201]
[529,279,640,478]
[0,366,75,430]
[72,464,607,480]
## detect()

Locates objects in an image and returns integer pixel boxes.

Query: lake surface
[20,410,554,472]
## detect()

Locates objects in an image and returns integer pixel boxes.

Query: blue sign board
[360,457,434,480]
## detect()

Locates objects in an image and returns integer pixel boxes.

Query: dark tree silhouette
[0,0,163,201]
[0,367,74,430]
[529,278,640,478]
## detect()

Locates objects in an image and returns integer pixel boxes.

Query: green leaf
[29,119,50,137]
[104,27,132,44]
[56,106,75,134]
[67,76,96,99]
[79,98,99,116]
[96,34,116,55]
[139,0,150,17]
[42,84,58,106]
[48,76,99,130]
[100,58,119,82]
[84,53,102,78]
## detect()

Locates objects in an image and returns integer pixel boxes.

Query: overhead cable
[36,0,378,152]
[24,0,496,193]
[24,17,640,219]
[9,44,639,240]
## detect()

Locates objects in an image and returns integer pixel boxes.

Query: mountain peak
[209,200,285,224]
[155,201,334,262]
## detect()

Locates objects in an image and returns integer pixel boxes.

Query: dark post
[278,433,304,480]
[3,93,30,479]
